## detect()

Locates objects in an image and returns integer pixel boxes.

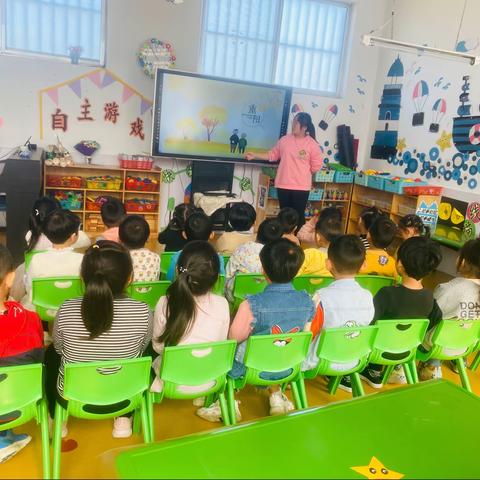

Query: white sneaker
[196,400,241,423]
[192,396,205,407]
[0,431,31,464]
[387,365,407,385]
[269,391,294,416]
[112,417,132,438]
[48,417,68,439]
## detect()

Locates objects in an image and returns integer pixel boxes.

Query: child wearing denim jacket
[198,239,315,422]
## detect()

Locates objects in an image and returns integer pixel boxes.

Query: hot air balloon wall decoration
[318,104,338,130]
[412,80,429,126]
[429,98,447,133]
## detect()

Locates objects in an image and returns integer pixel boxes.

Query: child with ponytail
[47,241,151,438]
[245,112,323,229]
[151,241,230,415]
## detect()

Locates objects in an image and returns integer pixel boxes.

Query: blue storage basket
[367,175,386,190]
[384,178,427,194]
[308,188,324,201]
[334,171,355,183]
[355,172,369,186]
[314,169,335,183]
[268,186,278,199]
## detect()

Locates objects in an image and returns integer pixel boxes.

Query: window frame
[0,0,107,66]
[199,0,353,98]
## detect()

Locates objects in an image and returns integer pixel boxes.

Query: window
[200,0,350,96]
[0,0,106,64]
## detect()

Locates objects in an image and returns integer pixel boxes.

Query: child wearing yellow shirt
[297,215,343,276]
[360,216,398,278]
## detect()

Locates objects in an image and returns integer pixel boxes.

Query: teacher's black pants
[277,188,310,229]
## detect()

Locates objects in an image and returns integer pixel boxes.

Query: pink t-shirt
[268,134,323,191]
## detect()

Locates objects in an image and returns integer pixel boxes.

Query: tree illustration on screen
[199,106,227,141]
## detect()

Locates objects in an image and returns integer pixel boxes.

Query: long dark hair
[80,241,133,339]
[295,112,316,141]
[169,203,195,231]
[159,241,220,347]
[27,197,59,252]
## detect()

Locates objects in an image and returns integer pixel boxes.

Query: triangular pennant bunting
[88,70,102,88]
[68,79,82,98]
[101,72,116,89]
[46,88,59,105]
[140,98,152,115]
[122,85,135,103]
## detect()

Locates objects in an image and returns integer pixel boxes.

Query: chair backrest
[233,273,268,300]
[222,255,230,269]
[292,275,334,295]
[429,319,480,359]
[312,326,378,377]
[127,281,170,310]
[25,250,47,270]
[369,319,429,365]
[32,276,84,321]
[63,357,152,419]
[160,252,175,279]
[212,275,225,296]
[242,332,312,386]
[355,275,395,295]
[160,340,236,399]
[0,364,43,430]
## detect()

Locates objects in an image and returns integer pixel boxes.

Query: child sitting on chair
[302,235,374,393]
[278,207,301,245]
[198,239,315,422]
[119,215,160,282]
[0,245,44,463]
[297,206,342,246]
[297,214,343,277]
[97,197,126,243]
[158,203,195,252]
[356,206,385,250]
[216,202,256,254]
[359,216,398,278]
[398,214,430,241]
[361,236,443,388]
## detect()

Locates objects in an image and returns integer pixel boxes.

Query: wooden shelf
[125,190,161,195]
[125,211,159,215]
[45,186,84,191]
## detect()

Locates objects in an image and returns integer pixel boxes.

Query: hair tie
[178,266,188,274]
[34,209,40,216]
[92,244,100,249]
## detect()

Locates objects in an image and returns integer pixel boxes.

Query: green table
[116,381,480,479]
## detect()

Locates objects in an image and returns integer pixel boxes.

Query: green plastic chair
[32,276,83,321]
[52,357,153,479]
[212,275,225,296]
[0,364,50,479]
[368,319,429,384]
[355,275,395,296]
[226,332,312,425]
[416,319,480,392]
[292,275,334,295]
[127,281,171,310]
[222,255,230,269]
[232,273,268,311]
[152,340,236,433]
[160,252,175,280]
[303,326,378,399]
[24,250,47,271]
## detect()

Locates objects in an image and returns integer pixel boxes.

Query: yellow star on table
[396,137,406,153]
[436,130,453,152]
[351,456,404,479]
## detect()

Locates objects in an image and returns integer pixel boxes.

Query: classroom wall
[364,0,480,203]
[0,0,391,227]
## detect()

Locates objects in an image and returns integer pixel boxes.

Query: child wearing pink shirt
[246,113,323,228]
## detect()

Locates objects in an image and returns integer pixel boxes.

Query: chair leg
[403,363,414,384]
[470,351,480,371]
[146,391,154,442]
[226,379,237,426]
[139,397,151,443]
[290,381,302,410]
[408,359,419,384]
[218,392,230,426]
[350,373,365,397]
[297,375,308,409]
[382,365,395,384]
[456,358,472,393]
[52,403,65,480]
[328,376,342,395]
[39,399,51,480]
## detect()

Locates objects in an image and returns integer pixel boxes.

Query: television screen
[151,70,292,166]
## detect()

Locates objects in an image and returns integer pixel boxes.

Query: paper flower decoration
[74,140,100,164]
[138,39,175,78]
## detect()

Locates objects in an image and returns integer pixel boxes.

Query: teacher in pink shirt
[245,112,323,228]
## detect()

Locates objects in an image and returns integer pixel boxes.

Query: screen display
[152,70,292,165]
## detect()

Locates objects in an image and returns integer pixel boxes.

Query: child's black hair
[169,203,195,231]
[260,238,305,283]
[184,212,213,241]
[278,207,299,234]
[0,245,14,283]
[457,239,480,279]
[159,241,220,347]
[397,236,442,280]
[100,197,126,228]
[119,215,150,250]
[319,206,342,223]
[360,206,385,231]
[43,209,81,245]
[27,196,60,252]
[294,112,316,140]
[81,241,133,339]
[256,218,283,245]
[368,216,397,249]
[328,235,366,274]
[227,202,256,232]
[398,214,430,237]
[315,215,343,243]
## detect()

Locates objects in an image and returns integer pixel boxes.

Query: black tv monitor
[151,69,292,166]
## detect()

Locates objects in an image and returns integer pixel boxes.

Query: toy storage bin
[268,186,278,199]
[314,169,335,182]
[334,171,355,183]
[355,172,369,186]
[367,175,386,190]
[308,188,324,201]
[384,178,427,194]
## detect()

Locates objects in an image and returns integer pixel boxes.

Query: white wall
[0,0,391,227]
